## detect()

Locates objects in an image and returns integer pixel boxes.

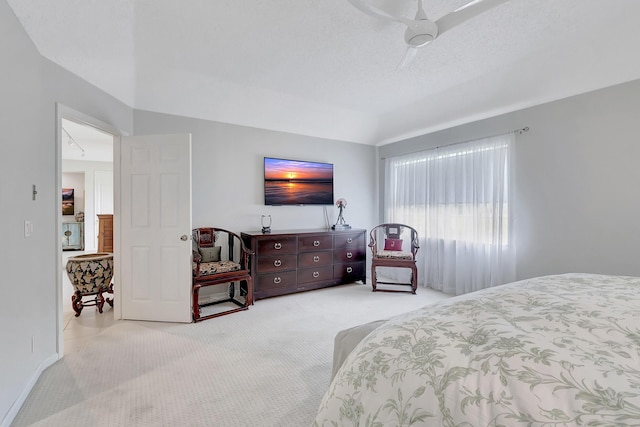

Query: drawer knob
[347,238,353,243]
[346,267,353,273]
[313,256,320,262]
[313,271,320,278]
[274,259,282,267]
[273,277,281,284]
[346,252,353,259]
[274,242,282,250]
[313,240,320,247]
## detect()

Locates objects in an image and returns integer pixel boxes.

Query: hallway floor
[62,250,115,355]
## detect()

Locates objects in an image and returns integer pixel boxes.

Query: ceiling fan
[347,0,509,68]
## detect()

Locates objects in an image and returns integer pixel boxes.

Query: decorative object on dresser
[66,252,114,317]
[62,222,84,250]
[332,198,351,230]
[369,223,420,293]
[97,214,113,252]
[241,228,366,300]
[261,214,272,234]
[192,227,254,321]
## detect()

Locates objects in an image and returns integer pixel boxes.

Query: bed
[314,273,640,426]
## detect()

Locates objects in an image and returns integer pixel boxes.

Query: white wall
[0,2,49,422]
[133,110,379,235]
[0,1,133,424]
[512,81,640,279]
[379,78,640,281]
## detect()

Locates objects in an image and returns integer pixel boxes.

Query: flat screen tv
[264,157,334,205]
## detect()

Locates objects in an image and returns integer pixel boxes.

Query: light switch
[24,220,33,237]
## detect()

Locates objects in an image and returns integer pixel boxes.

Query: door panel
[94,170,114,250]
[120,134,192,323]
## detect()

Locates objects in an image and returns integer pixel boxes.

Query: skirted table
[66,252,114,317]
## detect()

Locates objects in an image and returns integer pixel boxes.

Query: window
[384,133,515,294]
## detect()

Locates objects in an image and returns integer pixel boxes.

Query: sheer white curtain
[384,133,515,295]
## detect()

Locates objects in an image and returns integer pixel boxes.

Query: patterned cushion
[195,260,241,276]
[376,250,413,260]
[199,246,221,262]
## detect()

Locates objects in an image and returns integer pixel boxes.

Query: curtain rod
[381,126,529,159]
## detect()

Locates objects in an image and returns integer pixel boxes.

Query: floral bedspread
[313,274,640,426]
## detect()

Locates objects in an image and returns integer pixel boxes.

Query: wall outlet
[24,220,33,237]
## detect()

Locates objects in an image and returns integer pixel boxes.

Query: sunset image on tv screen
[264,158,333,205]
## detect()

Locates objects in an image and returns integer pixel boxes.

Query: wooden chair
[192,227,254,321]
[369,223,420,294]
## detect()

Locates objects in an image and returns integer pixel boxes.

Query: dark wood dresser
[97,214,114,252]
[241,228,366,300]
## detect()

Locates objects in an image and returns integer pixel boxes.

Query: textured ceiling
[8,0,640,145]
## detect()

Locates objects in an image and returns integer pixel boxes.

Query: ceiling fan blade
[397,46,418,70]
[346,0,413,27]
[435,0,509,36]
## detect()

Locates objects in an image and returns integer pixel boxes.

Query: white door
[119,133,192,322]
[95,170,114,213]
[94,170,113,250]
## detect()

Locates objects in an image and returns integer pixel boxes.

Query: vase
[66,252,114,316]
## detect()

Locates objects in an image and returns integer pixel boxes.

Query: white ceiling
[61,119,113,162]
[8,0,640,145]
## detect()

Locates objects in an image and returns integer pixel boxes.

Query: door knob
[180,235,189,241]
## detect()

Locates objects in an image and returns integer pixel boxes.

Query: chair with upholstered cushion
[192,227,254,321]
[368,223,420,294]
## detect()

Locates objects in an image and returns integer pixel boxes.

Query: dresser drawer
[334,247,366,263]
[257,236,297,255]
[255,271,297,292]
[257,254,297,273]
[298,250,333,268]
[298,235,333,252]
[298,266,333,284]
[334,231,365,248]
[334,262,365,282]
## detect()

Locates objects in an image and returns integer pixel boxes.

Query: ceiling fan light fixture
[404,19,438,47]
[347,0,508,67]
[407,33,434,47]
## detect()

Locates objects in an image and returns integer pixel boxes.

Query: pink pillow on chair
[384,238,403,251]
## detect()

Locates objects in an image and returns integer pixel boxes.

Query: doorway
[56,105,121,356]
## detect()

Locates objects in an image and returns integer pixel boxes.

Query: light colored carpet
[12,282,450,427]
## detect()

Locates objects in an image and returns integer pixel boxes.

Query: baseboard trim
[1,353,60,427]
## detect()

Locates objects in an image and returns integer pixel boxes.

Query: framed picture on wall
[62,188,74,215]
